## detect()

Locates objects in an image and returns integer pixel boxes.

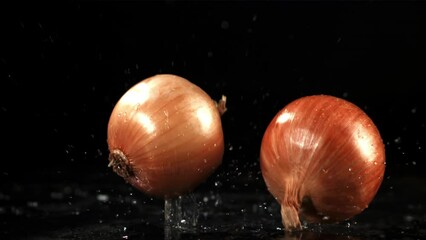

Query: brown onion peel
[107,74,226,199]
[260,95,386,231]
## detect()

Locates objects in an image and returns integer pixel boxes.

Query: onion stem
[216,95,227,116]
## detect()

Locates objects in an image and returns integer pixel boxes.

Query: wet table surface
[1,169,425,240]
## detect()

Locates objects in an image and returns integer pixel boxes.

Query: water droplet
[97,194,109,202]
[50,192,64,200]
[0,193,10,201]
[214,198,221,207]
[27,201,39,208]
[11,207,23,216]
[221,20,230,29]
[404,215,414,222]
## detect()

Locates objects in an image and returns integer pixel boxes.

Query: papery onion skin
[107,74,225,199]
[260,95,385,231]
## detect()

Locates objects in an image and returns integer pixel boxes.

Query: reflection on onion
[107,74,226,199]
[260,95,385,231]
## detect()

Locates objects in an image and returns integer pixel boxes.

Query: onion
[107,74,226,199]
[260,95,385,231]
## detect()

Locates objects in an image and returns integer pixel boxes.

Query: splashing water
[164,193,199,239]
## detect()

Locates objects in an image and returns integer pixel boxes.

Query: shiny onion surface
[107,74,226,199]
[260,95,385,231]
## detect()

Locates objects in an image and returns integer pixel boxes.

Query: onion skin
[107,74,225,199]
[260,95,385,231]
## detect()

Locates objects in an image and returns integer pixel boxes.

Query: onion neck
[281,203,302,231]
[215,95,227,116]
[280,183,304,231]
[108,149,134,179]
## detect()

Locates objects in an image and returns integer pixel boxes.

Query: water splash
[164,193,199,239]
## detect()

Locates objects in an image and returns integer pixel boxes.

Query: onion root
[108,149,134,179]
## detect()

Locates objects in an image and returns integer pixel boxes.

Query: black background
[1,0,426,237]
